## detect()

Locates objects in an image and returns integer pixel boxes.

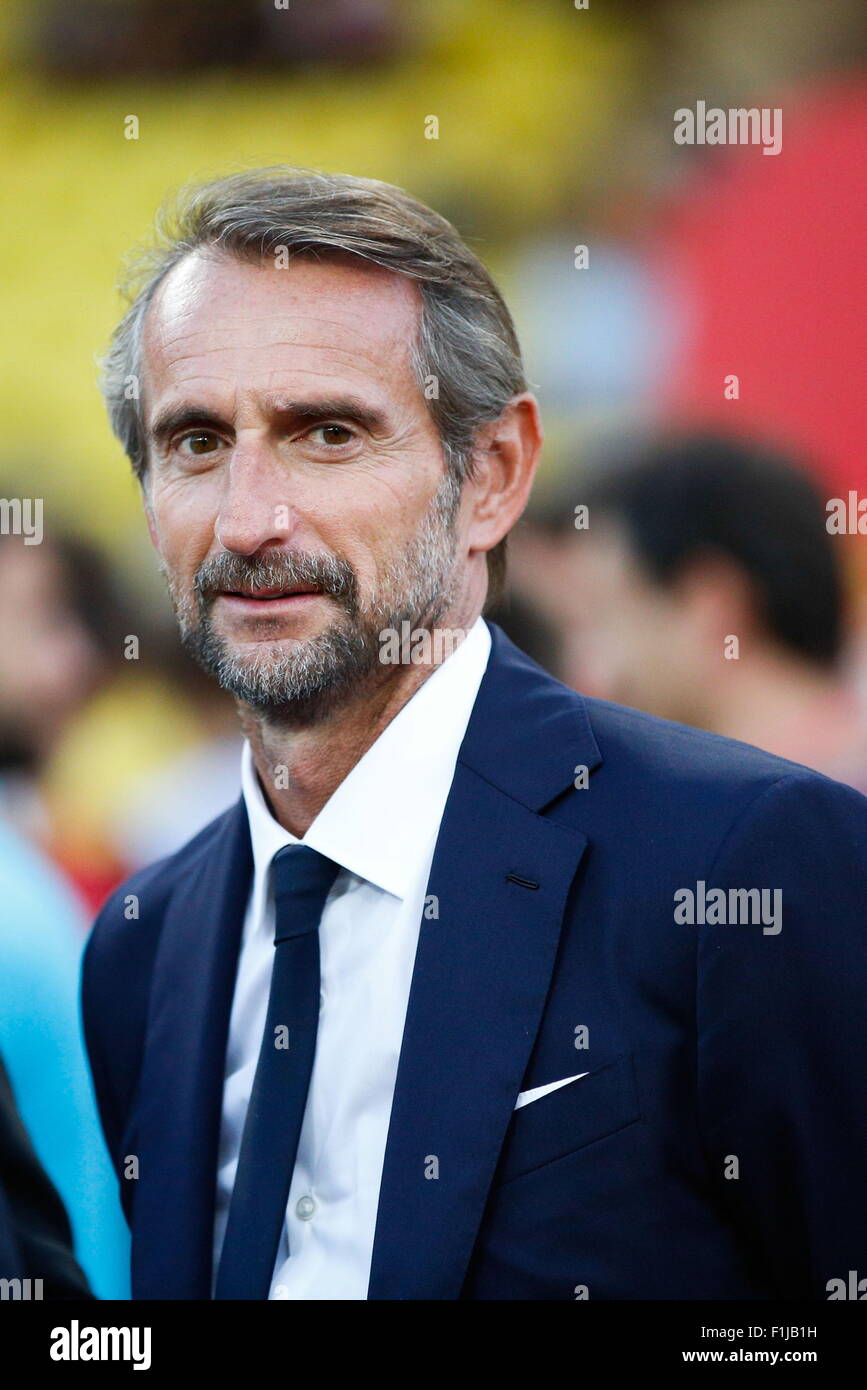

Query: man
[517,433,867,789]
[83,168,867,1300]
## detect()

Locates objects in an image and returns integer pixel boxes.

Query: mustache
[193,548,358,611]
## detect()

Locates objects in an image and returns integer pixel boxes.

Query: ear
[675,549,760,642]
[464,392,543,561]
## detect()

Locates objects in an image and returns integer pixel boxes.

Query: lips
[220,585,322,600]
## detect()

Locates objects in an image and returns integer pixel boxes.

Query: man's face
[558,522,704,723]
[139,249,463,721]
[0,541,101,764]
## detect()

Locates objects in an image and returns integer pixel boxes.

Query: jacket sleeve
[696,768,867,1297]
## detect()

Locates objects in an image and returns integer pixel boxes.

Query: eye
[308,423,355,447]
[178,431,221,456]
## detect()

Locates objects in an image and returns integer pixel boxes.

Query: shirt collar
[241,616,492,901]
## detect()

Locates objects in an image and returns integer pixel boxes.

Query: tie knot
[271,844,339,944]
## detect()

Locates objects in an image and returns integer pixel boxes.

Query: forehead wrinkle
[258,366,391,394]
[153,324,414,367]
[150,322,412,361]
[149,281,417,330]
[151,343,415,395]
[155,309,392,339]
[260,344,414,378]
[260,365,423,413]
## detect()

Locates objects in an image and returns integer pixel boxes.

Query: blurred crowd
[2,0,867,1299]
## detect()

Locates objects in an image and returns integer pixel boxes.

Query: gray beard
[165,469,462,727]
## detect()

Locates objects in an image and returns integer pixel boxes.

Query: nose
[214,443,295,556]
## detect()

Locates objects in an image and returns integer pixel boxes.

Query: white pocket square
[514,1072,589,1110]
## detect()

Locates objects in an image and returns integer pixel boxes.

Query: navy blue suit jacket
[82,622,867,1299]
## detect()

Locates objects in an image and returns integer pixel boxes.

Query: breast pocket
[496,1052,641,1186]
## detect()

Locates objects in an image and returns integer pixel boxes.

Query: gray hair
[100,166,530,605]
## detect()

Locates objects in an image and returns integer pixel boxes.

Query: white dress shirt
[212,616,492,1299]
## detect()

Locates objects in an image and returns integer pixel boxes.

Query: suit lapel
[130,801,252,1299]
[368,623,601,1299]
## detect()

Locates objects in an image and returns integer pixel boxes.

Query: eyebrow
[147,397,389,449]
[272,397,389,433]
[148,406,227,449]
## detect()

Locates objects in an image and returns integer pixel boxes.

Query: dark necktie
[214,843,339,1300]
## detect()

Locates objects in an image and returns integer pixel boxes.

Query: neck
[699,646,859,772]
[241,603,482,837]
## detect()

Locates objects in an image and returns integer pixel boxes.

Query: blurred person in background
[108,631,242,870]
[0,533,102,829]
[517,432,867,790]
[0,530,130,910]
[0,1050,93,1300]
[0,818,129,1297]
[0,530,130,1295]
[483,588,560,678]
